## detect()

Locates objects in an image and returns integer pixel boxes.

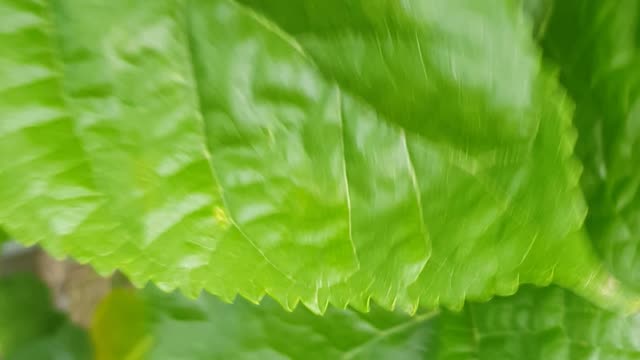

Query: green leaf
[523,0,555,39]
[0,273,91,359]
[541,0,640,290]
[7,322,92,360]
[0,228,9,243]
[0,228,9,253]
[184,0,638,310]
[237,0,541,152]
[93,285,640,360]
[438,286,640,360]
[91,289,150,360]
[0,274,64,356]
[0,0,635,312]
[92,287,437,360]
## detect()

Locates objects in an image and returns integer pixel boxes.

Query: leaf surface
[0,274,63,355]
[7,323,91,360]
[438,286,640,360]
[541,0,640,291]
[0,274,90,359]
[92,285,640,360]
[0,228,9,252]
[0,0,635,311]
[92,287,436,360]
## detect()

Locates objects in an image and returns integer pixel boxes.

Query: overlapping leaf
[92,284,640,360]
[541,0,640,291]
[0,0,635,312]
[234,0,640,310]
[438,286,640,360]
[92,287,437,360]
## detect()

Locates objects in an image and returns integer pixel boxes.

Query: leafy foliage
[92,285,640,360]
[2,0,640,358]
[0,0,636,314]
[93,287,437,360]
[0,228,9,244]
[0,274,63,355]
[438,286,640,360]
[7,323,92,360]
[0,274,90,359]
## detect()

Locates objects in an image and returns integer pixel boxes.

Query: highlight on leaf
[1,0,639,316]
[2,0,640,358]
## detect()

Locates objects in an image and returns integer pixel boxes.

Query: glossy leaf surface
[0,0,635,312]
